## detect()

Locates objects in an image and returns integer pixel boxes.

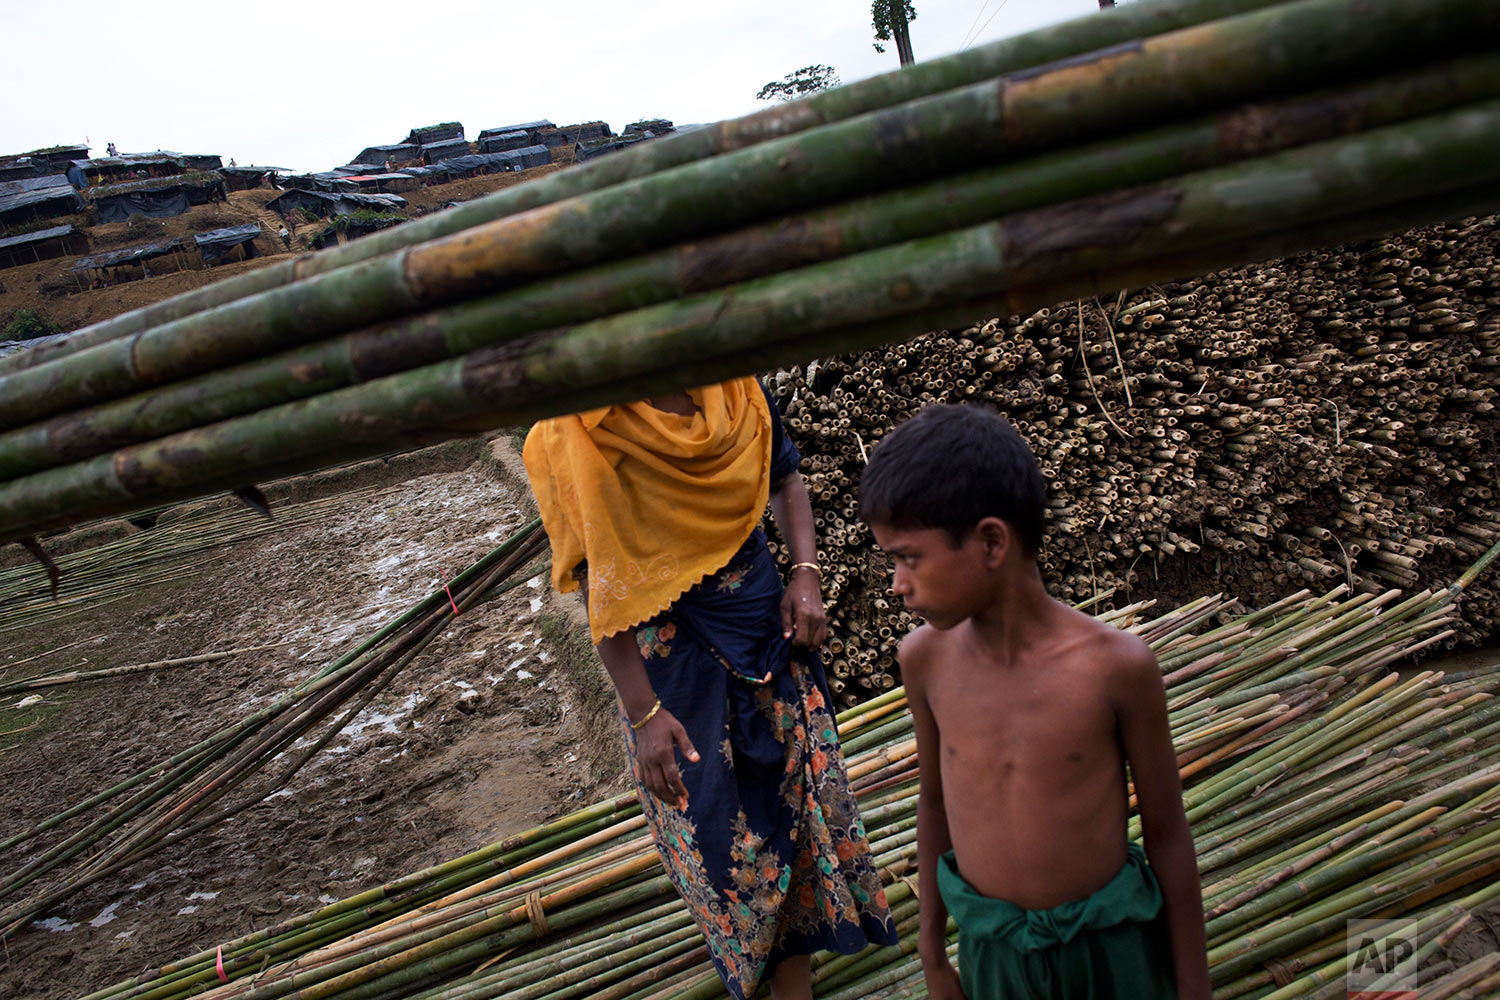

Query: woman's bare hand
[634,707,699,807]
[781,572,828,647]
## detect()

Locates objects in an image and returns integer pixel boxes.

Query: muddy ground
[0,439,625,999]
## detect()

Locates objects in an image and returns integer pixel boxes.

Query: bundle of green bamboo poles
[0,518,550,941]
[74,545,1500,1000]
[2,0,1500,544]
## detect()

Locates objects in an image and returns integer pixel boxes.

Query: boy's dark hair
[859,404,1047,555]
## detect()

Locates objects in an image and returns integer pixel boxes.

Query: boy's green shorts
[936,843,1177,999]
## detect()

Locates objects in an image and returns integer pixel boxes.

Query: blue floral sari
[622,399,897,999]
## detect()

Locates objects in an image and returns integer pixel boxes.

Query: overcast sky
[2,1,1108,174]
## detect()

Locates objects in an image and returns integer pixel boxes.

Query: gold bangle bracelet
[789,562,821,578]
[629,698,662,730]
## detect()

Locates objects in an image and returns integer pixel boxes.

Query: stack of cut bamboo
[0,520,549,941]
[72,548,1500,1000]
[770,214,1500,707]
[1,0,1499,546]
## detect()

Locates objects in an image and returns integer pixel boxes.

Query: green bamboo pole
[0,0,1301,379]
[65,558,1500,1000]
[10,53,1500,483]
[2,0,1495,431]
[5,108,1500,544]
[0,527,549,939]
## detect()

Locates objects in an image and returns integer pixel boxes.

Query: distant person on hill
[106,141,118,157]
[278,226,290,249]
[860,404,1209,1000]
[524,378,898,1000]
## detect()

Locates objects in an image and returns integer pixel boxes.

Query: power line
[965,0,1012,49]
[958,0,994,51]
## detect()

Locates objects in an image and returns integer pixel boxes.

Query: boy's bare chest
[929,667,1119,774]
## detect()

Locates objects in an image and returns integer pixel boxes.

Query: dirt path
[0,441,623,999]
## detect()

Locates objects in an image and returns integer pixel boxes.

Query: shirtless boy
[860,404,1209,1000]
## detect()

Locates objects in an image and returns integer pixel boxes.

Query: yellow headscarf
[522,377,773,643]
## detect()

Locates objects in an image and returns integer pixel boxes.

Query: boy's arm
[1114,636,1211,1000]
[904,631,966,1000]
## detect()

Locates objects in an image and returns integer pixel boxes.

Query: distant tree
[872,0,916,66]
[2,308,61,343]
[1099,0,1116,7]
[757,64,842,102]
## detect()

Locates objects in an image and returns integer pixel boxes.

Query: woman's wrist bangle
[789,561,821,579]
[629,698,662,730]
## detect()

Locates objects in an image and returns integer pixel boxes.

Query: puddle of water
[89,902,122,928]
[36,917,79,933]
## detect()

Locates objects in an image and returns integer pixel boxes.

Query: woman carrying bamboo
[524,376,897,1000]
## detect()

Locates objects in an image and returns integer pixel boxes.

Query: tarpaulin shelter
[398,164,450,184]
[0,178,83,226]
[338,173,419,194]
[352,144,420,167]
[23,144,89,167]
[405,122,463,145]
[574,134,648,163]
[67,152,218,187]
[266,188,406,220]
[624,118,675,136]
[310,212,406,250]
[428,146,550,179]
[0,225,87,270]
[72,236,189,285]
[419,138,470,164]
[1,175,76,196]
[477,131,532,154]
[0,328,71,359]
[0,159,48,182]
[87,171,227,224]
[478,120,553,142]
[284,172,359,193]
[558,121,611,144]
[194,223,263,266]
[66,154,204,189]
[178,153,224,171]
[477,121,555,148]
[221,166,285,192]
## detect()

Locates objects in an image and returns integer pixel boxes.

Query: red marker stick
[438,567,460,617]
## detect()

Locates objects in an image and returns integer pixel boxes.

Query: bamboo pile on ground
[770,211,1500,707]
[70,544,1500,1000]
[2,0,1500,547]
[0,518,550,940]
